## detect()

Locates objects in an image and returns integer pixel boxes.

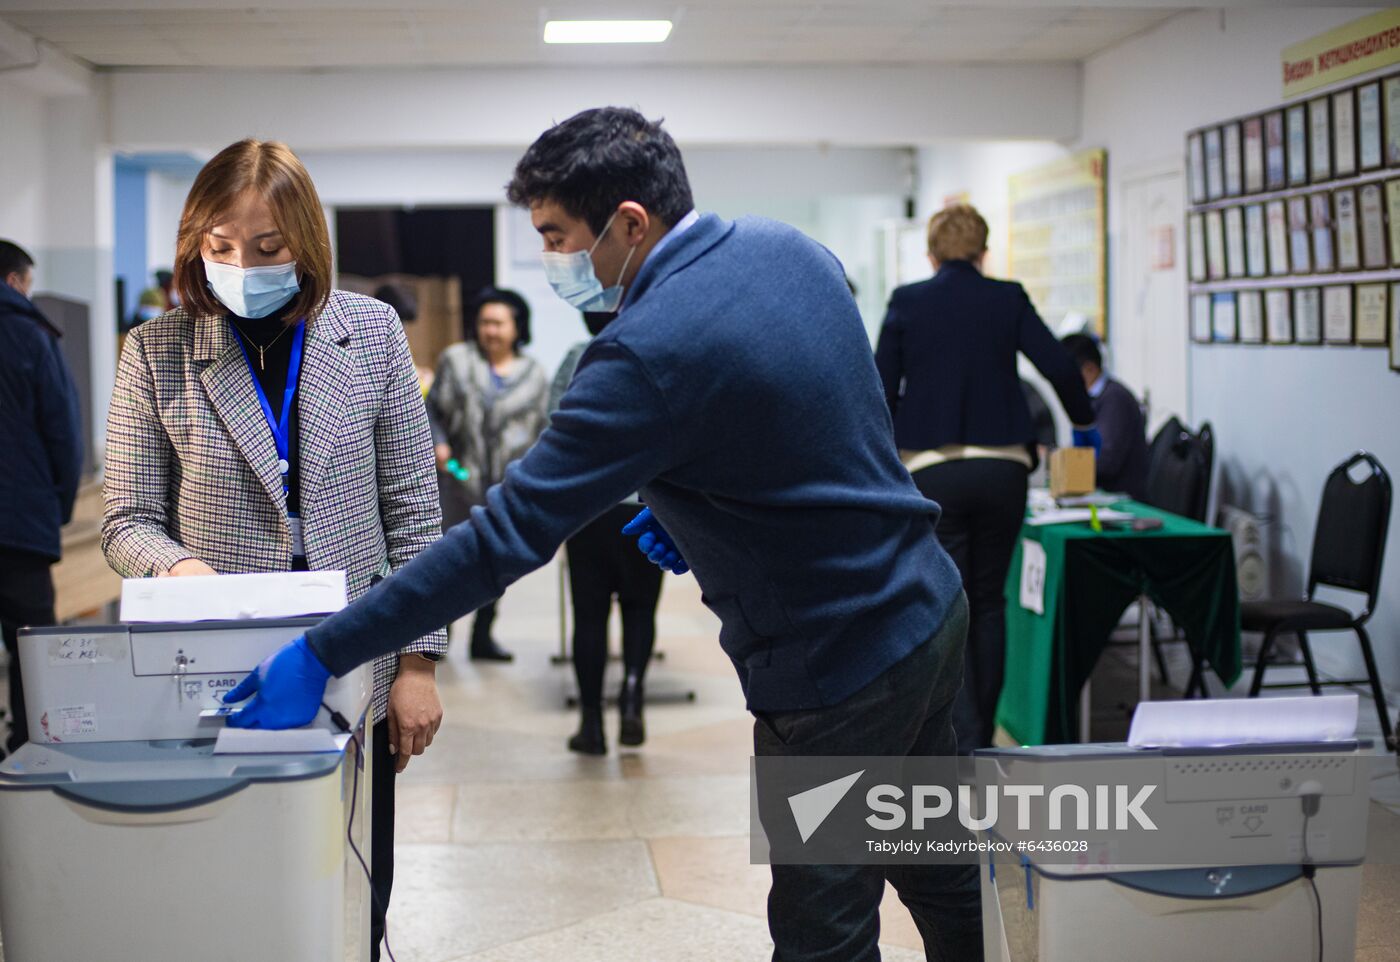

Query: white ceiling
[0,2,1196,69]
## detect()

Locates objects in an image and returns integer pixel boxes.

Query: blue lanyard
[231,320,306,495]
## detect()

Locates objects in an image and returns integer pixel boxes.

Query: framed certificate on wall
[1187,212,1207,282]
[1245,203,1268,278]
[1311,192,1336,273]
[1386,76,1400,168]
[1387,180,1400,266]
[1359,81,1383,170]
[1206,208,1227,280]
[1356,283,1388,345]
[1360,182,1388,270]
[1187,133,1206,204]
[1309,96,1332,183]
[1335,88,1358,177]
[1224,206,1247,278]
[1286,104,1309,186]
[1391,284,1400,371]
[1212,291,1237,342]
[1287,196,1312,275]
[1266,288,1293,344]
[1243,117,1265,193]
[1323,285,1353,344]
[1191,292,1213,343]
[1238,290,1264,343]
[1223,122,1243,196]
[1295,287,1323,344]
[1204,127,1225,200]
[1265,199,1289,276]
[1265,111,1287,190]
[1334,187,1361,271]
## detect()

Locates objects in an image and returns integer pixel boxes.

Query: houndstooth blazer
[102,290,448,722]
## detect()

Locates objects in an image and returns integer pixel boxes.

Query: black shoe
[568,707,606,755]
[469,638,514,662]
[618,673,645,747]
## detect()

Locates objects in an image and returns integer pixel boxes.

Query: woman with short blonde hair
[103,138,444,961]
[876,201,1096,753]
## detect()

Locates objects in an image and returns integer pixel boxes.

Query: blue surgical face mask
[539,211,636,313]
[203,258,300,318]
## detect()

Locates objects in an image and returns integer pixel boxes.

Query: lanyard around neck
[231,319,306,492]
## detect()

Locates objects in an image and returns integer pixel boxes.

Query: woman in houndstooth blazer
[101,139,445,961]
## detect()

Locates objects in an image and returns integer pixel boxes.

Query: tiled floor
[2,562,1400,960]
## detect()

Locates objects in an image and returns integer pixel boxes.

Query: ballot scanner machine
[0,617,373,962]
[973,735,1372,962]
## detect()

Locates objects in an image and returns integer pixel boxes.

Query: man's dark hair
[1061,333,1102,370]
[373,282,419,322]
[468,286,532,348]
[506,107,694,234]
[0,240,34,283]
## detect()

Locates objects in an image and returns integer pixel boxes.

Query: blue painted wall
[113,159,148,325]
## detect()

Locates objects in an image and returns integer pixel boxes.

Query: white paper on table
[1024,508,1135,527]
[1019,539,1047,615]
[120,570,348,622]
[1127,694,1358,748]
[213,727,349,754]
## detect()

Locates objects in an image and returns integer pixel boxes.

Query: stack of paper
[1127,694,1358,748]
[120,571,347,622]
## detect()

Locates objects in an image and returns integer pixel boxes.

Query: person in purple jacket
[223,107,982,961]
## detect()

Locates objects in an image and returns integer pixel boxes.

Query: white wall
[107,63,1079,152]
[1081,7,1400,692]
[0,54,114,468]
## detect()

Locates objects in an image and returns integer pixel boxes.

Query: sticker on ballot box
[39,704,98,740]
[47,632,119,666]
[1019,539,1046,615]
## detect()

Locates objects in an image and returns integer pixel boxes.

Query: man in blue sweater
[227,108,980,960]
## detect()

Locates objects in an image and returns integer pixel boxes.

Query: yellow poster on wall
[1007,148,1107,340]
[1282,9,1400,99]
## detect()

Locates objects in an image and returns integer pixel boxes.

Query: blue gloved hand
[621,507,690,575]
[1071,426,1102,459]
[223,635,331,730]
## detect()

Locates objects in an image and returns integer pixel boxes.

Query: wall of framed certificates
[1185,68,1400,373]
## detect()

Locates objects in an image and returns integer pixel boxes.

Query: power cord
[1299,787,1323,962]
[325,702,397,962]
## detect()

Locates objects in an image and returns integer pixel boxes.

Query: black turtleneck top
[227,308,303,524]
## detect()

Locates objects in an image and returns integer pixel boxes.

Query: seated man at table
[1061,334,1148,501]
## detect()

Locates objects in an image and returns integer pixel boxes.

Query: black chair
[1243,451,1393,748]
[1132,419,1215,690]
[1144,419,1213,524]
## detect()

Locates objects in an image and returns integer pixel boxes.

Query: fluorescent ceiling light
[543,20,673,44]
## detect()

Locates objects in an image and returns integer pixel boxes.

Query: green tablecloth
[995,500,1241,746]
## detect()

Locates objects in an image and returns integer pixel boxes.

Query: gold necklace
[230,319,293,371]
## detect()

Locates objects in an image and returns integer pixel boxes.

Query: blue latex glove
[223,635,331,730]
[1071,426,1102,459]
[621,507,690,575]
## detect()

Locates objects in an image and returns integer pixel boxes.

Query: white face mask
[203,258,300,318]
[539,210,635,313]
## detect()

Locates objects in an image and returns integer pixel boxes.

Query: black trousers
[0,548,56,754]
[753,593,981,962]
[370,719,397,962]
[469,599,498,652]
[565,504,664,710]
[913,458,1029,753]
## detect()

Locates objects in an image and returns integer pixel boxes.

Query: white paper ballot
[120,570,348,622]
[1128,694,1358,748]
[213,727,351,754]
[1024,508,1135,527]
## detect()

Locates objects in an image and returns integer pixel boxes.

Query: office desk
[995,500,1241,745]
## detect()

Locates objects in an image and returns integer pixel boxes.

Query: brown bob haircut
[926,203,989,264]
[173,139,332,323]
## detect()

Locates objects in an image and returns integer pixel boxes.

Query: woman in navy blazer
[875,204,1095,752]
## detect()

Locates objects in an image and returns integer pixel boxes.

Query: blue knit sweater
[306,214,964,711]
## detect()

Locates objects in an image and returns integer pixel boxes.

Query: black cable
[1301,805,1322,962]
[326,703,396,962]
